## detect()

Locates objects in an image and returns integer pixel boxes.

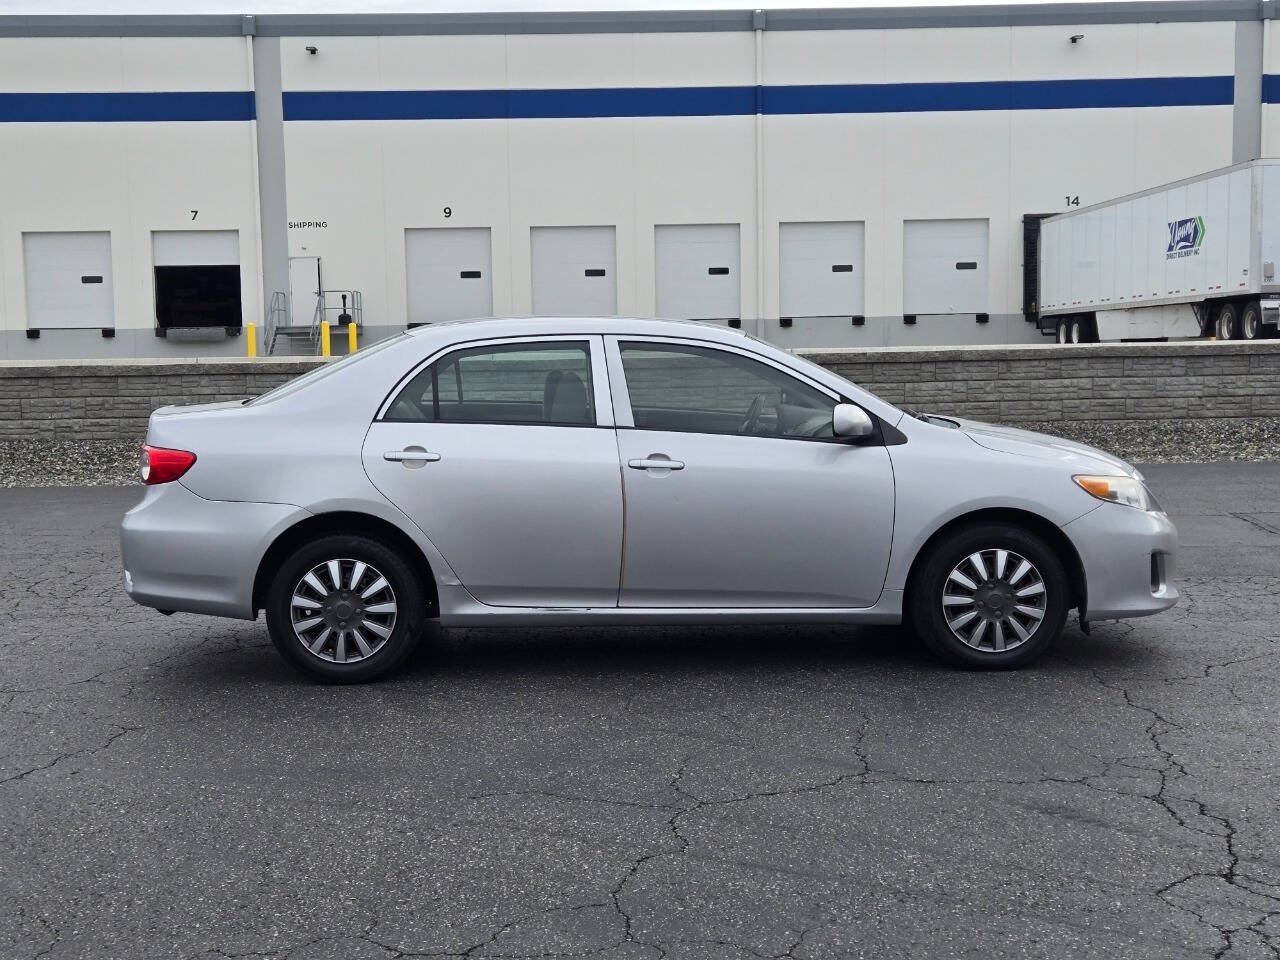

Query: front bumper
[120,481,305,620]
[1062,502,1178,621]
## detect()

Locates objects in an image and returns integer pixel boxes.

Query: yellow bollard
[347,321,357,354]
[245,321,257,358]
[320,321,331,357]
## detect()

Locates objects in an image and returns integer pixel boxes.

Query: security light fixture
[306,45,318,55]
[1070,34,1084,44]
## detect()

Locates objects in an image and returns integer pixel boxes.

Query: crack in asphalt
[0,723,138,786]
[596,711,873,960]
[1085,668,1280,959]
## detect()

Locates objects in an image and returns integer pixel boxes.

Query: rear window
[250,334,409,405]
[385,341,595,426]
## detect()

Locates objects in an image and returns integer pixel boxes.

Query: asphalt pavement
[2,462,1279,960]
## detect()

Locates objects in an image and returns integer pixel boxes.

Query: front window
[618,341,837,439]
[385,340,595,426]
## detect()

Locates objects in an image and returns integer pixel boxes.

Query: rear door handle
[628,457,685,471]
[384,449,441,463]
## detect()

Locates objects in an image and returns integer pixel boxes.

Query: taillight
[140,444,197,485]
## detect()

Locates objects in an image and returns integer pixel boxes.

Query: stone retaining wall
[799,340,1280,424]
[0,358,321,440]
[1,341,1277,440]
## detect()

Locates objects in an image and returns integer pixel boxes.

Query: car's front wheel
[266,534,429,683]
[911,523,1070,668]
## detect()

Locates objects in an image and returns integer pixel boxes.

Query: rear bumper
[1062,502,1178,621]
[120,482,305,620]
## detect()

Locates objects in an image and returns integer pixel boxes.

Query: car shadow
[172,618,1159,690]
[401,620,1157,680]
[406,622,933,678]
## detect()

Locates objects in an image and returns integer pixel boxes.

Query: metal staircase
[264,289,362,356]
[265,290,320,356]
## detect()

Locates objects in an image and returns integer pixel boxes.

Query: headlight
[1073,474,1154,511]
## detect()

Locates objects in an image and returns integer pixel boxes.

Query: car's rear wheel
[911,523,1070,669]
[266,534,428,683]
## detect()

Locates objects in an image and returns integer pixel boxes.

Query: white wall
[0,17,1249,357]
[0,37,260,352]
[281,32,758,331]
[280,20,1236,344]
[762,22,1234,331]
[1264,19,1280,159]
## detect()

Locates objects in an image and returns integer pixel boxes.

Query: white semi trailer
[1029,160,1280,344]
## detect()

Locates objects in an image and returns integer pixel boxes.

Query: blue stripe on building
[0,91,256,122]
[0,78,1234,123]
[766,76,1234,114]
[1263,74,1280,103]
[284,86,756,120]
[284,76,1233,121]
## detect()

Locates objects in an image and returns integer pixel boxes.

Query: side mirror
[833,403,875,440]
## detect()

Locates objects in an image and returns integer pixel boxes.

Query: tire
[910,522,1070,669]
[1240,300,1262,341]
[266,533,429,683]
[1068,317,1084,344]
[1216,302,1238,341]
[1055,320,1069,344]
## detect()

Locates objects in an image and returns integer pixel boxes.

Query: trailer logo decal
[1166,216,1205,259]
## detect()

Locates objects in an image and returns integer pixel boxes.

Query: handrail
[263,290,288,356]
[319,289,362,328]
[308,294,323,353]
[262,288,362,355]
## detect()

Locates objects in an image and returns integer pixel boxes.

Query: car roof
[405,315,751,344]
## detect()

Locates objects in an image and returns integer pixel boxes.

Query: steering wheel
[739,394,766,434]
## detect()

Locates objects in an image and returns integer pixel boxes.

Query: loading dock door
[655,223,740,325]
[779,221,864,320]
[531,226,617,316]
[152,230,242,331]
[23,231,114,331]
[405,227,493,326]
[903,219,989,315]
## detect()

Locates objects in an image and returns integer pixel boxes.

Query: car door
[362,336,623,608]
[608,337,895,608]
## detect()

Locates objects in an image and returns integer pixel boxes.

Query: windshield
[250,334,409,405]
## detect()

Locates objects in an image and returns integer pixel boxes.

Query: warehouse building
[1,0,1277,360]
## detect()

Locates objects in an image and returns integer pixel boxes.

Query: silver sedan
[120,318,1177,682]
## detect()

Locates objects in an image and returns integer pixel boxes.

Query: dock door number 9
[443,207,452,218]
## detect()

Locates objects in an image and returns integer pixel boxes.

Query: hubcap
[290,558,397,664]
[941,549,1047,653]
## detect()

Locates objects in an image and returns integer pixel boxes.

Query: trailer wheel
[1240,301,1262,341]
[1055,320,1069,344]
[1068,316,1085,344]
[1216,302,1239,340]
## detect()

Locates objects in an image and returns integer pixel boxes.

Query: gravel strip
[2,439,143,488]
[2,417,1278,487]
[1015,417,1280,464]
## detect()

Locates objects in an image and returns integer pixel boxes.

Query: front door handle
[384,448,441,463]
[628,457,685,471]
